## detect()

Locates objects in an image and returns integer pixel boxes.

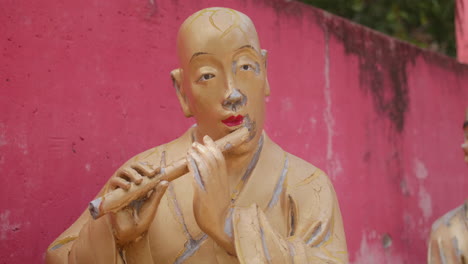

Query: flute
[88,122,255,220]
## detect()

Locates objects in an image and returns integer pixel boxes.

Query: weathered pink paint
[457,0,468,63]
[1,0,467,263]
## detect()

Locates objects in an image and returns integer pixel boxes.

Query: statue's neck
[225,133,264,194]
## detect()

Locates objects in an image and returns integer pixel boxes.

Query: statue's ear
[261,49,268,68]
[171,68,192,117]
[261,49,270,96]
[264,78,271,96]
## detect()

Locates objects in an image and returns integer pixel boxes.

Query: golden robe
[46,129,348,263]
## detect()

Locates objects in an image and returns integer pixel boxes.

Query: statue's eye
[240,64,254,71]
[198,73,215,82]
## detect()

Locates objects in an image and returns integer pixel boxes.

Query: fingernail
[158,181,169,189]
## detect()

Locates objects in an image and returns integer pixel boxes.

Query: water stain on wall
[319,16,413,133]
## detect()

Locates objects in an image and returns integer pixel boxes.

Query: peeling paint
[222,88,247,112]
[323,27,334,162]
[85,163,91,172]
[260,227,272,263]
[322,26,342,180]
[173,234,208,264]
[353,232,380,264]
[18,142,28,155]
[438,238,448,264]
[189,156,206,192]
[167,185,193,240]
[160,150,167,174]
[267,155,288,209]
[414,158,428,180]
[442,204,463,226]
[418,186,433,220]
[317,10,412,132]
[224,208,234,238]
[309,117,317,125]
[0,211,21,241]
[352,231,403,264]
[452,237,461,259]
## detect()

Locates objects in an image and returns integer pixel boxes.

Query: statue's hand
[188,136,235,255]
[107,164,169,247]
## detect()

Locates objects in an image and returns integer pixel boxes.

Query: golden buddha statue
[46,7,348,263]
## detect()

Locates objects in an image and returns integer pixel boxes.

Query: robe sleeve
[45,207,121,264]
[232,169,348,264]
[46,210,154,264]
[45,150,161,264]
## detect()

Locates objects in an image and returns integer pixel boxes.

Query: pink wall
[1,0,468,263]
[457,0,468,63]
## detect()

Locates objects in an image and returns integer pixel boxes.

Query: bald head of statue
[171,8,270,154]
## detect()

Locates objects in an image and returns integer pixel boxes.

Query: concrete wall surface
[1,0,467,263]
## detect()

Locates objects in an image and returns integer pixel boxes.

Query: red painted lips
[222,115,244,127]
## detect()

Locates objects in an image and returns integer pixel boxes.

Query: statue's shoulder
[283,151,332,190]
[430,202,467,239]
[263,134,332,192]
[428,202,468,264]
[264,135,335,209]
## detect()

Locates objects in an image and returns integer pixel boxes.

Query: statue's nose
[223,89,246,112]
[227,89,242,103]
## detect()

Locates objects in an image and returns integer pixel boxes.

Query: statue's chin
[226,130,263,158]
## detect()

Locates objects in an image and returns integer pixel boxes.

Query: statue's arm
[232,171,348,264]
[45,197,122,263]
[46,148,166,264]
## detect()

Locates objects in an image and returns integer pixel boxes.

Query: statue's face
[176,9,269,147]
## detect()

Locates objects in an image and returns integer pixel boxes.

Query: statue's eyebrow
[190,52,210,62]
[235,45,259,55]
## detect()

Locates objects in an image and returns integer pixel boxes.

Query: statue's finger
[132,162,156,177]
[121,167,143,185]
[109,177,131,190]
[203,135,225,169]
[194,149,215,183]
[193,142,217,172]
